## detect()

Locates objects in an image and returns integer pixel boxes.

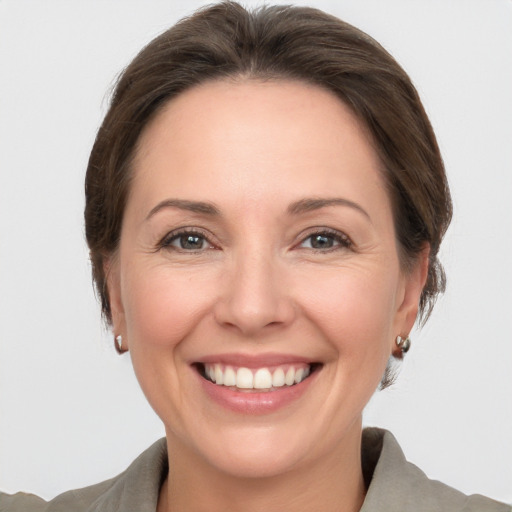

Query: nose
[214,249,296,337]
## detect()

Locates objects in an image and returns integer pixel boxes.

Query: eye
[299,230,352,251]
[160,230,214,252]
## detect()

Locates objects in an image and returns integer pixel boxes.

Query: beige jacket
[1,428,509,511]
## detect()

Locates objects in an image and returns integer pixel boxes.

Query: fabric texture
[1,428,509,512]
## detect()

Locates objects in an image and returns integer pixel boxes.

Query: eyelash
[157,227,353,253]
[159,228,216,253]
[297,228,353,252]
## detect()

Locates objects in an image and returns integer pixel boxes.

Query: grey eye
[174,234,205,250]
[299,231,351,251]
[311,234,334,249]
[164,232,208,251]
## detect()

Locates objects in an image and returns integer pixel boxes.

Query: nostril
[212,268,296,335]
[213,300,296,336]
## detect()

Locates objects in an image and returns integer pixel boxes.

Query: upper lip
[194,353,317,368]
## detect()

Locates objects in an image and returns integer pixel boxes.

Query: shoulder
[361,428,510,512]
[0,438,168,512]
[0,478,117,512]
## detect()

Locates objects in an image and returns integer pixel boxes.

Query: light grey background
[1,0,511,504]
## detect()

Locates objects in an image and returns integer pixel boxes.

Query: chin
[198,428,313,479]
[170,408,350,482]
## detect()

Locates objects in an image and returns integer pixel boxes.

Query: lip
[195,352,314,368]
[193,353,321,414]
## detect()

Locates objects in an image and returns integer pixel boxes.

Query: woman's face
[109,80,426,478]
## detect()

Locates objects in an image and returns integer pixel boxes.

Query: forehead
[130,79,389,218]
[136,78,376,160]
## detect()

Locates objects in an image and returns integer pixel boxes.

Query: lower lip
[197,368,318,414]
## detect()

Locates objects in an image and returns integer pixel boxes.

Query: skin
[107,79,428,512]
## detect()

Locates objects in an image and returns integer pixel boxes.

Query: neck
[158,421,366,512]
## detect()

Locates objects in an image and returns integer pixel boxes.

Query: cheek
[122,264,217,348]
[296,265,400,355]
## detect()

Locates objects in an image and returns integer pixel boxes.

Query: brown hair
[85,1,452,325]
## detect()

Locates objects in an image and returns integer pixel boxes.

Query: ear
[104,254,127,344]
[394,244,430,339]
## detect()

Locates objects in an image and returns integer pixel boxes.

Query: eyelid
[155,226,353,252]
[158,227,218,251]
[296,227,353,250]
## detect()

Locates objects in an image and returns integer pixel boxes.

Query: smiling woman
[1,2,510,512]
[109,80,416,490]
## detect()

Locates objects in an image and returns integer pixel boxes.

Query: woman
[1,2,510,511]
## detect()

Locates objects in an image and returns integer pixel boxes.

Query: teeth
[285,367,295,386]
[254,368,272,389]
[236,368,254,389]
[272,368,285,387]
[204,363,312,390]
[223,366,236,386]
[214,364,223,385]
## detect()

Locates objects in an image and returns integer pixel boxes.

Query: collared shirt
[1,428,509,511]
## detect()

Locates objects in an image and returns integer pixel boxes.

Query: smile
[201,363,314,391]
[194,355,322,413]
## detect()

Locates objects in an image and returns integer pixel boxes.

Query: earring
[115,335,124,354]
[395,335,411,354]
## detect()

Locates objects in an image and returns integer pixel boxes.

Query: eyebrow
[287,197,371,220]
[146,197,370,221]
[146,199,220,220]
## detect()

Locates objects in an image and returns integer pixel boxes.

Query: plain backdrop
[0,0,511,504]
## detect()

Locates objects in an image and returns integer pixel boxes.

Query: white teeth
[214,364,223,385]
[223,366,236,386]
[254,368,272,389]
[272,368,285,387]
[204,363,312,390]
[236,367,254,389]
[285,367,295,386]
